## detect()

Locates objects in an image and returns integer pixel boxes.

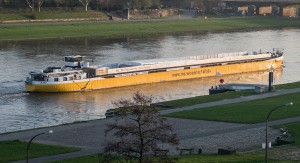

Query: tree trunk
[139,138,143,163]
[79,0,90,12]
[26,0,34,12]
[139,121,143,163]
[38,1,44,13]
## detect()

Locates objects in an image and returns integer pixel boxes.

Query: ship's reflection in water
[11,68,281,132]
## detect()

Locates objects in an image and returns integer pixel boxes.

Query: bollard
[198,149,202,154]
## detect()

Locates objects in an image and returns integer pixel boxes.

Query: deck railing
[190,51,249,60]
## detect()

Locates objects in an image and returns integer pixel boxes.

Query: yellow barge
[25,50,284,92]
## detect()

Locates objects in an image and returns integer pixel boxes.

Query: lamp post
[26,130,53,163]
[265,102,293,163]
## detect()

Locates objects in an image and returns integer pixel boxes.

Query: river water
[0,29,299,133]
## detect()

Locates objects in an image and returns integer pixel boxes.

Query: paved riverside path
[2,88,300,163]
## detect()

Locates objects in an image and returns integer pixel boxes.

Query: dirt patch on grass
[269,146,300,161]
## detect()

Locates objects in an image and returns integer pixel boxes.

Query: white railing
[190,51,249,60]
[107,52,269,75]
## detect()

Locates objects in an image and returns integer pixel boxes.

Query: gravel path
[152,118,281,154]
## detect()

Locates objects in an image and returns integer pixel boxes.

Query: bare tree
[192,0,220,12]
[104,92,179,163]
[37,0,45,12]
[25,0,45,12]
[78,0,91,11]
[26,0,35,12]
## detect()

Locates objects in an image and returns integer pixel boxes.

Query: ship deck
[97,56,273,79]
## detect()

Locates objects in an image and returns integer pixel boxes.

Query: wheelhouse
[64,55,85,68]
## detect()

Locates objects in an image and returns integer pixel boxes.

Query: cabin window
[65,57,83,62]
[54,78,59,82]
[78,76,81,79]
[63,77,67,81]
[69,77,73,80]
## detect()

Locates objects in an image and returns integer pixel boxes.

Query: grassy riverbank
[53,147,300,162]
[0,11,106,21]
[164,92,299,124]
[156,90,255,109]
[0,17,300,41]
[157,81,300,109]
[51,153,268,163]
[0,140,80,162]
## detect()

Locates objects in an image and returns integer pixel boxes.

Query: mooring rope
[73,78,91,91]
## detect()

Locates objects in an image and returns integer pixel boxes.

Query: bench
[178,148,193,155]
[153,149,169,157]
[218,148,236,155]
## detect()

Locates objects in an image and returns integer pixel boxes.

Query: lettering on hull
[172,69,212,77]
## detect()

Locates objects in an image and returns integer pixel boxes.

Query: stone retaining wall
[129,9,177,19]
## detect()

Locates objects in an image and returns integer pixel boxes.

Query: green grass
[52,154,136,163]
[0,17,300,40]
[52,154,100,163]
[34,11,106,20]
[0,140,80,163]
[273,121,300,147]
[51,153,277,163]
[157,81,300,109]
[0,11,106,21]
[157,90,255,109]
[0,13,32,20]
[176,153,269,163]
[275,81,300,90]
[164,92,299,124]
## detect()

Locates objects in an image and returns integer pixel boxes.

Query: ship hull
[25,56,283,92]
